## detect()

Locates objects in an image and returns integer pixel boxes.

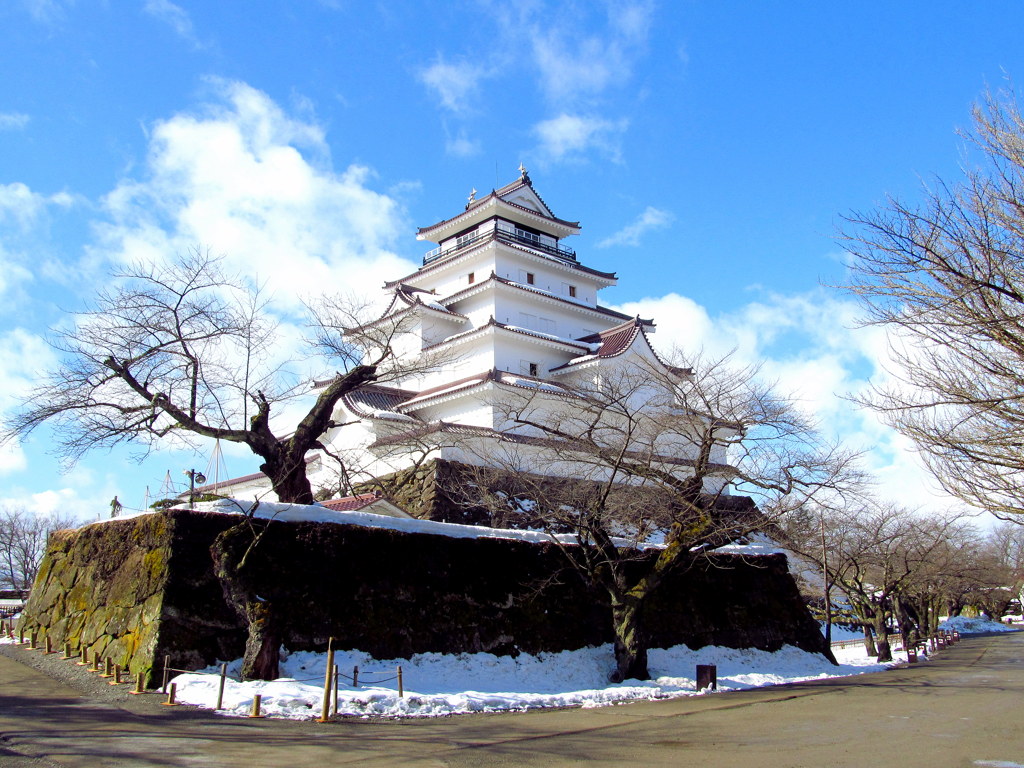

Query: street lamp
[183,469,207,507]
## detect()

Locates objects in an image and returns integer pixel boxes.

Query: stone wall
[353,459,475,522]
[19,509,829,686]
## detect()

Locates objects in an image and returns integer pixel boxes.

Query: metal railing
[423,228,577,266]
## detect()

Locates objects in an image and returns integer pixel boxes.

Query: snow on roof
[319,494,412,518]
[318,493,385,512]
[342,384,418,418]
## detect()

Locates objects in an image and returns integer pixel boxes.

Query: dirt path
[1,633,1022,767]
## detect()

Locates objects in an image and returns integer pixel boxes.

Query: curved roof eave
[417,194,581,242]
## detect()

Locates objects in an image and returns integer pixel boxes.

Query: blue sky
[3,0,1024,519]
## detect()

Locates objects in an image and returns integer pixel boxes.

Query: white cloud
[0,182,75,229]
[0,182,49,227]
[0,182,77,307]
[0,329,57,476]
[597,206,674,248]
[532,113,628,162]
[530,1,654,103]
[0,441,27,475]
[615,287,963,513]
[416,2,654,163]
[0,113,30,130]
[419,57,486,114]
[445,129,481,158]
[143,0,201,47]
[0,485,109,521]
[95,79,416,309]
[0,247,34,305]
[21,0,68,23]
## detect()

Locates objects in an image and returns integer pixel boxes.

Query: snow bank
[169,642,904,720]
[939,615,1019,634]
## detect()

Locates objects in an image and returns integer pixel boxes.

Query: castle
[210,169,734,508]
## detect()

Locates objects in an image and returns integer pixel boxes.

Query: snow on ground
[940,615,1019,634]
[168,641,909,720]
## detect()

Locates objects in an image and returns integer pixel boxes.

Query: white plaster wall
[492,251,601,307]
[491,290,620,341]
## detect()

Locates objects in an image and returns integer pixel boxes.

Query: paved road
[1,634,1023,767]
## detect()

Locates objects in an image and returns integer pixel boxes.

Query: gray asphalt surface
[1,632,1022,767]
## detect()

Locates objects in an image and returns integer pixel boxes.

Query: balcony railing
[423,228,577,266]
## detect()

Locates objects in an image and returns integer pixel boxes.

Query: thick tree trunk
[241,598,282,680]
[896,598,919,648]
[929,596,942,635]
[862,623,877,657]
[609,596,649,682]
[211,522,282,681]
[264,457,315,505]
[872,611,892,663]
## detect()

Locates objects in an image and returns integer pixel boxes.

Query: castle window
[468,272,475,284]
[520,360,539,377]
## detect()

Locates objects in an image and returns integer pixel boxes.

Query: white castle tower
[211,169,733,506]
[304,169,730,499]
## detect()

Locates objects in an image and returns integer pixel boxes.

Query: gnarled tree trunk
[872,610,892,662]
[609,594,648,682]
[211,521,282,680]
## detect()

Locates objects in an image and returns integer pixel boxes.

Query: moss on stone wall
[18,514,175,686]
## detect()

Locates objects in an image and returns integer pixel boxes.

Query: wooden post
[17,626,24,645]
[29,630,36,649]
[162,682,178,706]
[130,672,146,695]
[101,657,113,678]
[215,663,227,711]
[161,654,170,694]
[249,694,265,718]
[76,649,90,667]
[352,665,359,688]
[92,653,102,672]
[397,665,404,698]
[44,636,53,654]
[319,639,335,723]
[696,664,717,691]
[110,665,123,686]
[63,642,72,660]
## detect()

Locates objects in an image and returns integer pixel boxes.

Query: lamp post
[184,469,207,507]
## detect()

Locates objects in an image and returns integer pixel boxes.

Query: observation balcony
[423,228,577,267]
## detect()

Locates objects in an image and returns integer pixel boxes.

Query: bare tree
[784,498,974,660]
[960,522,1024,619]
[0,507,78,593]
[843,88,1024,520]
[0,249,421,505]
[455,352,852,682]
[0,249,441,680]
